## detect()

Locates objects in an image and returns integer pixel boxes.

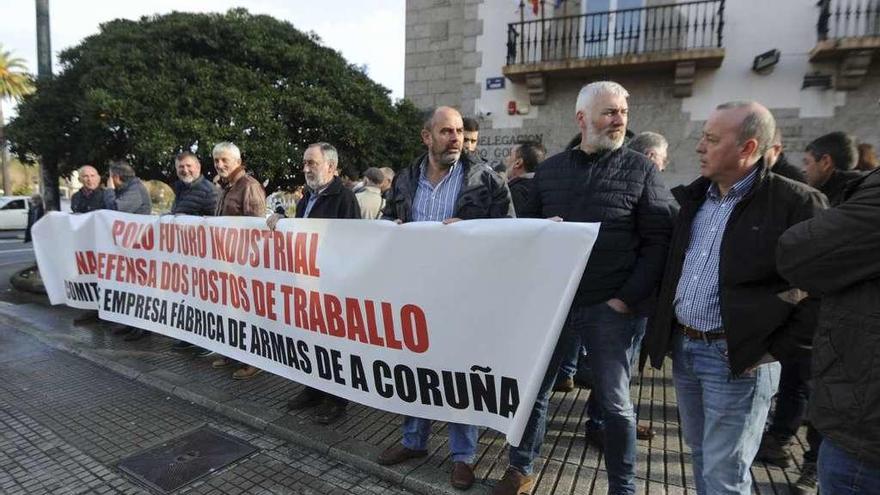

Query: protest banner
[33,211,599,446]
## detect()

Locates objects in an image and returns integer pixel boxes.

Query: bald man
[644,101,826,494]
[71,165,112,213]
[377,106,513,491]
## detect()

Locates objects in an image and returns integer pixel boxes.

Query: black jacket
[646,163,828,375]
[521,147,675,309]
[770,153,806,184]
[295,176,361,220]
[71,188,111,213]
[171,176,218,216]
[382,153,514,222]
[507,175,534,216]
[778,168,880,467]
[819,169,864,206]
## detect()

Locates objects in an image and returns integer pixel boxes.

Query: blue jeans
[556,333,583,381]
[510,302,637,494]
[402,418,477,464]
[819,439,880,495]
[587,317,648,428]
[672,334,781,495]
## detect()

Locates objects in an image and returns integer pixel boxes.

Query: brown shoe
[552,376,575,392]
[212,357,232,369]
[492,467,534,495]
[233,365,263,380]
[377,444,427,466]
[636,424,656,440]
[451,461,475,490]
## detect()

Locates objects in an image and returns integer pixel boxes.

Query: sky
[0,0,406,121]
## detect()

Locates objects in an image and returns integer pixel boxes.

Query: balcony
[503,0,726,103]
[810,0,880,89]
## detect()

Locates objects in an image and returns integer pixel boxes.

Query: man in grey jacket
[104,160,152,341]
[105,161,152,215]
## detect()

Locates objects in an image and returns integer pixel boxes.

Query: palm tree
[0,45,35,195]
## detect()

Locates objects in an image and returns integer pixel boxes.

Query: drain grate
[117,426,258,493]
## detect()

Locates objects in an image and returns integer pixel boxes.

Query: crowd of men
[59,80,879,495]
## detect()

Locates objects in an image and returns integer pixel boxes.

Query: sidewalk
[0,300,810,494]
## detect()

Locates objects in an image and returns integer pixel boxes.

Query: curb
[0,304,493,495]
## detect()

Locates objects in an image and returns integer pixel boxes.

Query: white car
[0,196,32,230]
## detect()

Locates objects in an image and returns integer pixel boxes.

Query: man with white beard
[266,142,360,425]
[493,81,675,495]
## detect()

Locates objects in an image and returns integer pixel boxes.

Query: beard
[584,123,625,152]
[179,175,196,184]
[305,174,330,191]
[432,146,461,167]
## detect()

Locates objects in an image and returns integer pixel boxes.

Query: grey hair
[362,167,385,186]
[78,164,98,175]
[108,160,136,181]
[308,142,339,167]
[380,166,395,181]
[575,81,629,115]
[715,101,776,156]
[212,142,241,161]
[628,132,668,155]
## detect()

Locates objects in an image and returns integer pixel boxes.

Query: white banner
[33,211,599,446]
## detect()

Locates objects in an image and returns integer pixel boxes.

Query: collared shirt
[303,184,329,218]
[674,166,760,331]
[412,159,464,222]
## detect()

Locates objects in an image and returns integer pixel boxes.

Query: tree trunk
[0,104,10,195]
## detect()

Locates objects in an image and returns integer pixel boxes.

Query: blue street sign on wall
[486,77,505,90]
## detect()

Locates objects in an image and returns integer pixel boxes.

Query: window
[1,200,26,211]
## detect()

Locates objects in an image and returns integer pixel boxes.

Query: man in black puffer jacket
[778,168,880,494]
[171,152,218,217]
[494,81,674,495]
[169,151,218,354]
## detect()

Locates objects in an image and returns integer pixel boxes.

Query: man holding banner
[267,142,361,425]
[494,82,675,495]
[377,106,514,490]
[209,142,268,380]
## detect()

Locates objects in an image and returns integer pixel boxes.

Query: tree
[8,9,425,190]
[0,45,35,195]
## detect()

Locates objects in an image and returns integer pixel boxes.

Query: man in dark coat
[764,128,807,184]
[169,151,218,354]
[777,168,880,494]
[504,141,545,215]
[802,131,864,206]
[494,82,674,495]
[71,165,112,213]
[376,106,513,492]
[267,142,360,425]
[171,152,218,217]
[644,101,826,494]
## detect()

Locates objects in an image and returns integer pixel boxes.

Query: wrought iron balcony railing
[506,0,725,66]
[818,0,880,40]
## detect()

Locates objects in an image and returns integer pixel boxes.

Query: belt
[677,322,726,342]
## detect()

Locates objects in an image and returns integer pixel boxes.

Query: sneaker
[553,376,575,392]
[232,365,263,380]
[193,347,215,358]
[792,462,817,495]
[172,340,194,351]
[755,433,791,468]
[491,467,534,495]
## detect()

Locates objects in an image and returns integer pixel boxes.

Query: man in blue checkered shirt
[645,101,827,494]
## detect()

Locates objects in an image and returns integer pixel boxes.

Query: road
[0,230,46,306]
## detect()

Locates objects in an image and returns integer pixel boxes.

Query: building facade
[405,0,880,186]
